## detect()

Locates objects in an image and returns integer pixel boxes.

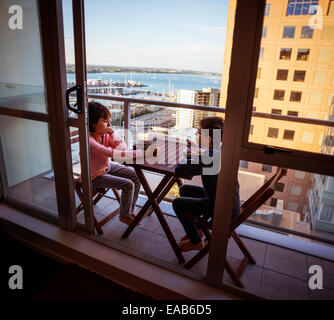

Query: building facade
[220,0,334,226]
[175,88,220,128]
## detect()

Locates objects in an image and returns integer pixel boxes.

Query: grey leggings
[92,162,141,218]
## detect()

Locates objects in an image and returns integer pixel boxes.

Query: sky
[63,0,229,73]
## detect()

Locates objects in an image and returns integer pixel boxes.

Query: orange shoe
[119,215,134,226]
[179,230,205,243]
[177,240,204,252]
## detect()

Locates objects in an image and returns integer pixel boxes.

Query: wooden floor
[7,174,334,300]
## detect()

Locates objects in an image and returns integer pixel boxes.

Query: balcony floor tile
[264,244,308,281]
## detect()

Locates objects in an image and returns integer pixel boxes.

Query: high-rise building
[219,0,334,223]
[175,88,220,128]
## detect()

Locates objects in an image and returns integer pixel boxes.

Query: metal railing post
[123,100,130,146]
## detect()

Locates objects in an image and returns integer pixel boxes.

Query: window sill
[0,203,242,300]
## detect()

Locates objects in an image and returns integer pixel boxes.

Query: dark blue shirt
[175,147,240,218]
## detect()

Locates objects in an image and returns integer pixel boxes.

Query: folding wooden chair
[182,167,287,288]
[74,177,121,234]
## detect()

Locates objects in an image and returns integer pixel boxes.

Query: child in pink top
[88,101,144,226]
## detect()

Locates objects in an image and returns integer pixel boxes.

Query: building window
[262,26,267,38]
[254,87,259,98]
[301,26,314,38]
[259,47,264,59]
[276,69,289,80]
[271,109,282,114]
[239,160,249,168]
[293,70,306,82]
[290,91,302,102]
[250,125,254,135]
[280,48,292,60]
[270,197,278,207]
[265,3,271,16]
[273,90,285,101]
[274,182,285,192]
[283,129,295,140]
[328,0,334,15]
[294,170,306,180]
[257,68,262,79]
[262,164,273,173]
[267,128,279,138]
[283,26,296,38]
[287,201,299,212]
[287,110,299,116]
[287,0,319,16]
[291,185,302,196]
[297,49,310,61]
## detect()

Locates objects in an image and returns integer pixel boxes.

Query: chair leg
[112,188,121,203]
[224,259,244,289]
[183,244,210,269]
[231,231,256,265]
[94,216,103,235]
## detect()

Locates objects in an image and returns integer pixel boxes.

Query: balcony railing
[63,94,334,245]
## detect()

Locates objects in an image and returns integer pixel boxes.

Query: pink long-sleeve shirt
[88,131,143,180]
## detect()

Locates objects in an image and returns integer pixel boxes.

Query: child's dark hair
[88,101,111,132]
[199,116,224,140]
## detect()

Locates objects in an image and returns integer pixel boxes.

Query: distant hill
[66,64,221,76]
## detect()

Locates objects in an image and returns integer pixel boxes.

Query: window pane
[283,26,296,38]
[293,70,306,82]
[287,110,299,116]
[274,182,285,192]
[262,26,268,38]
[297,49,310,61]
[0,115,58,215]
[301,26,314,38]
[283,129,295,140]
[277,69,289,80]
[271,109,282,114]
[290,91,302,102]
[274,90,285,100]
[265,3,271,16]
[280,48,292,60]
[268,127,279,138]
[0,0,46,113]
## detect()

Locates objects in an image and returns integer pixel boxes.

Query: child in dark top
[172,117,240,252]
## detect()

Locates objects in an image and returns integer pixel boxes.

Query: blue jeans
[172,184,213,245]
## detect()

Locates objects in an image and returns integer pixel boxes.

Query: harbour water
[67,72,221,97]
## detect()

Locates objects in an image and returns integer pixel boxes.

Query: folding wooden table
[121,138,191,263]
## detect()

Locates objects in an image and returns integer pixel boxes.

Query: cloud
[84,42,225,72]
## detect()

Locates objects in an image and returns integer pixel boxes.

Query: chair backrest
[230,167,287,231]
